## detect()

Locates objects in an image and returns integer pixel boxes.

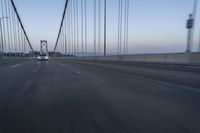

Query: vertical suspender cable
[63,24,65,55]
[126,0,129,54]
[8,0,14,54]
[8,0,13,54]
[1,0,6,53]
[123,0,127,55]
[104,0,106,56]
[81,0,84,56]
[71,0,75,55]
[73,0,76,55]
[68,2,71,55]
[65,15,67,55]
[5,0,11,55]
[24,36,27,53]
[0,0,3,53]
[119,0,123,55]
[61,20,63,54]
[17,19,20,53]
[61,26,63,54]
[23,31,26,53]
[199,29,200,52]
[76,0,79,56]
[117,0,121,54]
[11,6,17,55]
[67,8,70,55]
[69,7,71,55]
[0,12,3,53]
[94,0,96,56]
[98,0,101,55]
[61,27,65,55]
[85,0,87,56]
[70,0,74,55]
[59,25,60,53]
[20,27,23,54]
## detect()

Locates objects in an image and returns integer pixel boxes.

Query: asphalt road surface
[0,58,200,133]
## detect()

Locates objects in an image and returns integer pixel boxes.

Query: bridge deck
[0,59,199,133]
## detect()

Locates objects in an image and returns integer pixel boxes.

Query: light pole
[186,14,194,53]
[0,17,9,57]
[186,0,197,53]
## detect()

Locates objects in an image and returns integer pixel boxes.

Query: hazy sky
[14,0,200,54]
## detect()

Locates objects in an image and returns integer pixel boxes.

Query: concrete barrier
[77,52,200,64]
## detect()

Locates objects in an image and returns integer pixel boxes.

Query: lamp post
[0,17,9,57]
[186,14,194,53]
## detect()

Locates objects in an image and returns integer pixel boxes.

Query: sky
[14,0,200,54]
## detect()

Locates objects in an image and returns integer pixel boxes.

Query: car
[37,54,49,61]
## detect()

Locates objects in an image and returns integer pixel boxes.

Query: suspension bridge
[0,0,200,133]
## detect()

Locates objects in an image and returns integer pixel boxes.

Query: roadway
[0,58,200,133]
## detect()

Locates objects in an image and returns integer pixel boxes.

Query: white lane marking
[147,78,200,94]
[10,63,22,69]
[56,61,81,75]
[72,61,200,93]
[76,71,81,74]
[33,63,42,73]
[57,62,65,67]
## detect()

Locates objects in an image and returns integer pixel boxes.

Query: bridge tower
[40,40,48,54]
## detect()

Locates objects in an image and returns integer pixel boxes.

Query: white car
[38,54,49,61]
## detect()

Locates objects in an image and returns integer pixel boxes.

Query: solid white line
[146,78,200,94]
[57,62,65,67]
[73,61,200,93]
[33,64,42,73]
[10,64,22,69]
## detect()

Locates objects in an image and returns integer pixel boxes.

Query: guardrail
[77,52,200,64]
